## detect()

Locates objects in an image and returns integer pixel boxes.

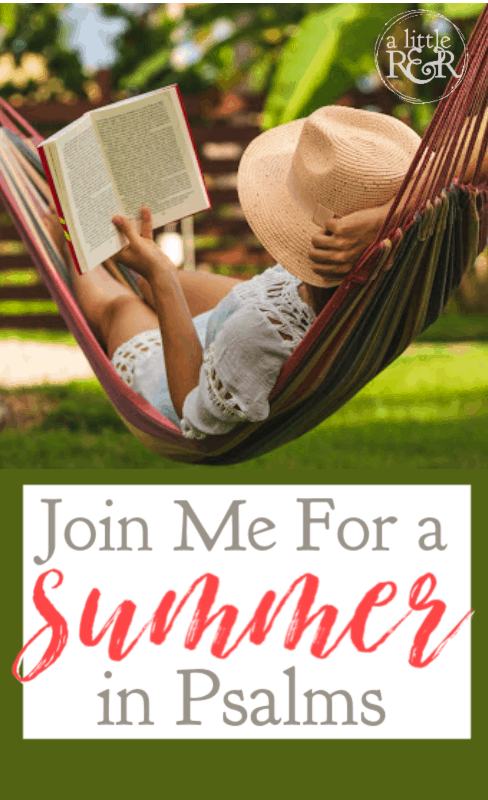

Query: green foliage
[39,394,127,434]
[0,329,76,343]
[420,3,486,20]
[410,102,436,135]
[262,1,484,131]
[1,2,484,105]
[0,269,38,286]
[263,3,407,129]
[0,3,86,98]
[0,4,18,34]
[120,48,171,92]
[263,4,357,128]
[416,314,488,342]
[106,3,313,96]
[101,3,180,93]
[0,300,59,315]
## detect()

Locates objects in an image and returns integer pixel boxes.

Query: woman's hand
[308,201,392,282]
[112,206,175,281]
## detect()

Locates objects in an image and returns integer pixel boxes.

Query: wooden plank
[192,126,259,144]
[0,255,34,270]
[0,314,67,329]
[184,93,264,117]
[20,102,97,125]
[198,248,274,266]
[200,159,240,174]
[1,284,51,300]
[194,219,251,236]
[0,225,20,239]
[207,189,239,204]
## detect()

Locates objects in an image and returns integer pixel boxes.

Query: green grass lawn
[1,344,487,469]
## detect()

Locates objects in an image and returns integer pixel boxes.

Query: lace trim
[203,346,248,420]
[112,329,162,388]
[181,420,206,440]
[201,271,316,421]
[233,268,316,343]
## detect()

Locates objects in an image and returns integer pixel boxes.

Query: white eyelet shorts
[111,310,213,428]
[112,329,162,390]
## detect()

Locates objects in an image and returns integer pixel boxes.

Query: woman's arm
[310,110,488,282]
[112,208,202,417]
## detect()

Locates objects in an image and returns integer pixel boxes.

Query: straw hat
[237,105,421,287]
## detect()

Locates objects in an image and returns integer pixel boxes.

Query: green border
[2,469,486,796]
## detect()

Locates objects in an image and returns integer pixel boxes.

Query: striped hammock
[1,8,487,465]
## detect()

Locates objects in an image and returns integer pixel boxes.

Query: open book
[38,85,210,273]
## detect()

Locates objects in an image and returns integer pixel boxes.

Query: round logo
[374,9,468,104]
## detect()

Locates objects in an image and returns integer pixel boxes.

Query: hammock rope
[1,7,487,465]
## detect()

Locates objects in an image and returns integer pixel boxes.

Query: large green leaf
[420,3,485,19]
[120,49,171,90]
[262,3,408,130]
[262,4,358,130]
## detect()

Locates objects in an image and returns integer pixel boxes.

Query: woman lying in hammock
[44,104,485,439]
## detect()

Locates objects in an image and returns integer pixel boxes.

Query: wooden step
[0,225,20,239]
[0,314,67,329]
[1,284,51,300]
[0,255,34,271]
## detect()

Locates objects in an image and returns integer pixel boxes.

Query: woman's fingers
[312,264,354,279]
[112,214,140,244]
[310,231,346,250]
[140,205,153,239]
[309,246,355,265]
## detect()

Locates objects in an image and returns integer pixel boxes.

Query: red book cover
[37,143,83,275]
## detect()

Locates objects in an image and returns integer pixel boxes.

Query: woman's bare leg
[138,269,242,317]
[44,208,160,359]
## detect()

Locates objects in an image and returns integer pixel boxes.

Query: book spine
[37,143,83,275]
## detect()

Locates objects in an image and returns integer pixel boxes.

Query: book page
[52,115,124,271]
[90,86,209,228]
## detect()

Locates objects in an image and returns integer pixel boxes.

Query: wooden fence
[0,88,274,330]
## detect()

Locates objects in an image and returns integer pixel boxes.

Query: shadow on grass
[1,393,486,469]
[1,344,487,469]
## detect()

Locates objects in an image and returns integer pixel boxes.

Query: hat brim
[237,118,339,288]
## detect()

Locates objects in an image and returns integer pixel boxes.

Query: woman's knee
[103,295,159,358]
[105,293,140,325]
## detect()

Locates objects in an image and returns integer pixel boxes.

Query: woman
[44,104,483,439]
